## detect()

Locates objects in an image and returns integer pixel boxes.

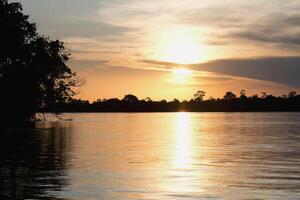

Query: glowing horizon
[18,0,300,101]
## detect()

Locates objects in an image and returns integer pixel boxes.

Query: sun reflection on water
[174,112,193,169]
[164,112,201,194]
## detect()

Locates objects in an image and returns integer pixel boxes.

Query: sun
[173,68,192,76]
[150,27,205,64]
[171,68,193,84]
[164,37,202,64]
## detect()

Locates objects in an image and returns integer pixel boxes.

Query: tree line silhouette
[49,90,300,112]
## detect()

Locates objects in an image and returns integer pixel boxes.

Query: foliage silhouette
[49,91,300,113]
[122,94,139,103]
[193,90,206,102]
[240,89,247,99]
[289,91,297,98]
[223,91,237,100]
[0,0,79,123]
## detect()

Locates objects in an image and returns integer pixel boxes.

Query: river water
[1,113,300,199]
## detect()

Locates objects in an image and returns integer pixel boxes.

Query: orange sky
[19,0,300,101]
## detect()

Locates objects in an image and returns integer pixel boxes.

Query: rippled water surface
[1,113,300,200]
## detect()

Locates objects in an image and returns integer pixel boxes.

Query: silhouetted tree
[193,90,206,102]
[95,99,102,103]
[223,91,237,100]
[172,98,180,103]
[289,91,297,98]
[209,97,216,101]
[0,0,79,123]
[252,94,259,99]
[240,90,247,99]
[261,91,267,99]
[122,94,139,103]
[144,97,152,102]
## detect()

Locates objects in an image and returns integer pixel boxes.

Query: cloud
[224,14,300,48]
[142,57,300,87]
[46,19,133,38]
[174,2,300,50]
[231,31,300,48]
[19,0,134,39]
[140,59,182,68]
[72,50,122,54]
[193,57,300,87]
[70,59,110,71]
[20,0,300,57]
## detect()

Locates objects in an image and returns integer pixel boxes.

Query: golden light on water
[173,112,193,169]
[166,112,206,194]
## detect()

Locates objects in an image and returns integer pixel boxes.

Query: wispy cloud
[48,19,134,38]
[142,56,300,87]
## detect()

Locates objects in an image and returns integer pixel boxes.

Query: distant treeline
[46,90,300,112]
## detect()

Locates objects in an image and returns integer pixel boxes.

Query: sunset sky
[18,0,300,101]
